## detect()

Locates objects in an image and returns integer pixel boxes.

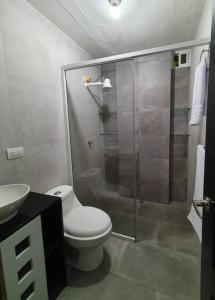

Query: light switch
[6,147,24,160]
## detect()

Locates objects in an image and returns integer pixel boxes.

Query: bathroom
[0,0,214,299]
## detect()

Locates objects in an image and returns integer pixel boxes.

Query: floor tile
[59,200,200,300]
[112,242,200,299]
[58,268,156,300]
[99,236,126,273]
[155,292,175,300]
[137,200,189,226]
[136,216,160,245]
[108,211,135,237]
[136,200,201,257]
[155,291,199,300]
[158,222,201,257]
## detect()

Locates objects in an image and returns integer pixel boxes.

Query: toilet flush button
[54,191,61,196]
[6,147,24,160]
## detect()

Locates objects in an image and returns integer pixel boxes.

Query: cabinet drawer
[0,216,48,300]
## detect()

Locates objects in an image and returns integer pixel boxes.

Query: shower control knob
[88,141,93,149]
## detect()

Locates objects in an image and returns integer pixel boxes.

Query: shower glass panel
[133,52,172,204]
[66,60,136,237]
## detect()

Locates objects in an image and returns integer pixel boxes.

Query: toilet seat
[64,206,111,238]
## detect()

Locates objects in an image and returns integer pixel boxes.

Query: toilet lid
[64,206,112,237]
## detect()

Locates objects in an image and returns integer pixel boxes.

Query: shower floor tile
[157,222,201,257]
[112,242,200,299]
[136,200,189,226]
[136,216,201,257]
[99,235,125,273]
[135,200,201,257]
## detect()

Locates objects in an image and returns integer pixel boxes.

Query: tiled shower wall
[102,60,135,196]
[171,68,190,202]
[134,53,171,203]
[116,60,135,197]
[101,55,190,203]
[101,63,119,185]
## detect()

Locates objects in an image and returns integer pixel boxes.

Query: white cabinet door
[0,216,48,300]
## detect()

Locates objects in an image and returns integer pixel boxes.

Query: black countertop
[0,192,60,242]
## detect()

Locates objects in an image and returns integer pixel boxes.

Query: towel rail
[192,200,203,219]
[200,49,210,62]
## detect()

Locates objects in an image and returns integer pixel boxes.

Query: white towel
[189,59,208,125]
[187,144,205,242]
[187,205,202,242]
[193,145,205,202]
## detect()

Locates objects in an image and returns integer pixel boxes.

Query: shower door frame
[61,37,210,241]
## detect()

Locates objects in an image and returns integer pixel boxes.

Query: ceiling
[27,0,206,58]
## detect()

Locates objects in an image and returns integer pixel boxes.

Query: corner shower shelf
[171,133,190,136]
[172,107,191,110]
[171,107,191,113]
[100,133,118,136]
[99,112,117,116]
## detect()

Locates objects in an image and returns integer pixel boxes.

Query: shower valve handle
[88,141,93,149]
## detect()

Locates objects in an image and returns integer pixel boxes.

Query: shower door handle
[195,197,214,212]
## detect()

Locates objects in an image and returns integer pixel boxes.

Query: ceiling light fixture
[108,0,122,7]
[108,0,122,20]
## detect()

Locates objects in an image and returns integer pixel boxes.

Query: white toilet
[46,185,112,271]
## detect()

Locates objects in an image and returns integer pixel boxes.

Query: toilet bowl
[46,185,112,271]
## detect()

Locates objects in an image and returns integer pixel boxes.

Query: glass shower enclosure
[65,51,172,239]
[64,39,209,239]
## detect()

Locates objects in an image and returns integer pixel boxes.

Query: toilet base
[66,245,104,271]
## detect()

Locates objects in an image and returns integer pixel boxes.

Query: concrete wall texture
[0,0,91,192]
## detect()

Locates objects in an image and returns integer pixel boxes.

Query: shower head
[103,78,112,88]
[84,77,112,88]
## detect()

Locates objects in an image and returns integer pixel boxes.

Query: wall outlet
[6,147,24,160]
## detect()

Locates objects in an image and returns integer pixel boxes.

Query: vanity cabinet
[0,192,66,300]
[40,196,67,299]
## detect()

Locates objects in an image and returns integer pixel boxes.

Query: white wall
[187,0,212,204]
[0,0,91,192]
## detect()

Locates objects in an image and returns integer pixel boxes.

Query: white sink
[0,184,30,224]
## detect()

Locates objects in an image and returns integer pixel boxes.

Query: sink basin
[0,184,30,224]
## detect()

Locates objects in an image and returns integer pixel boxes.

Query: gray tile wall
[134,52,172,203]
[170,67,190,202]
[100,58,190,204]
[101,63,119,185]
[0,0,91,192]
[101,60,136,196]
[116,60,135,196]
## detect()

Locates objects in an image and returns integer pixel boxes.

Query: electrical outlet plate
[6,147,24,160]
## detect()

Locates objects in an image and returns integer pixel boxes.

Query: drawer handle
[21,282,34,300]
[18,260,32,282]
[15,236,30,257]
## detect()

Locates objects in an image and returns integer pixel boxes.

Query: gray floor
[58,201,201,300]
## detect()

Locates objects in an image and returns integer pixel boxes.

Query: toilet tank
[46,185,81,215]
